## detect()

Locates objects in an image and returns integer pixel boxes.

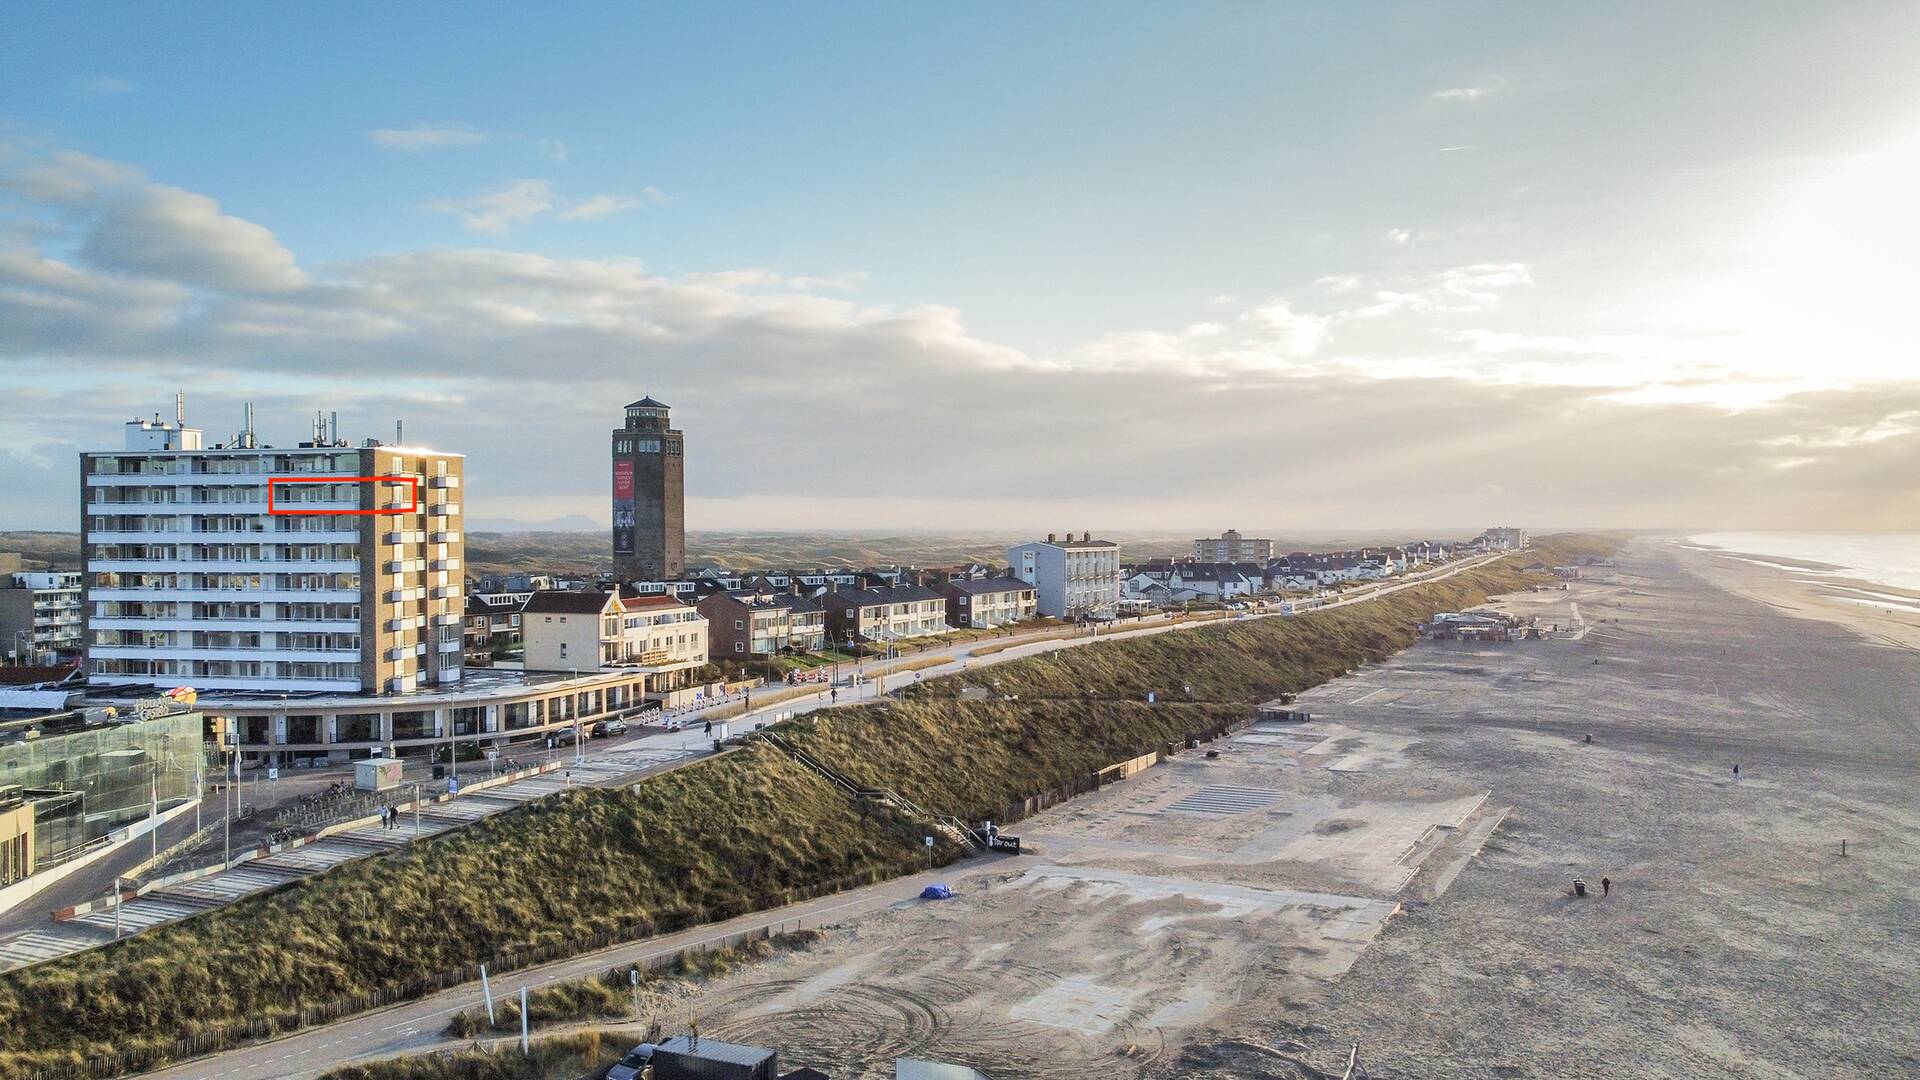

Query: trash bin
[432,764,446,780]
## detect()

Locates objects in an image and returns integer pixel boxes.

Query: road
[121,550,1511,1078]
[137,857,1017,1080]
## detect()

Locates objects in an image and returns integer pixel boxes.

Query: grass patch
[320,1031,621,1080]
[444,929,825,1038]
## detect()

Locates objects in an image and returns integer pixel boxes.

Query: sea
[1685,532,1920,594]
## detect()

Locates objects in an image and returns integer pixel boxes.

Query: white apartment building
[1008,532,1123,618]
[81,404,465,694]
[1,572,84,662]
[520,590,708,681]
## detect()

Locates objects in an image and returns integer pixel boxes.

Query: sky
[3,2,1918,534]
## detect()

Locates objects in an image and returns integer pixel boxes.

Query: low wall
[0,798,200,921]
[987,713,1247,830]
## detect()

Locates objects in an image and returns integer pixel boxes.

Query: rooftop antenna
[241,402,257,449]
[174,392,186,428]
[330,411,339,445]
[395,419,403,444]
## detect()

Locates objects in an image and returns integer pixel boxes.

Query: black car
[590,718,629,739]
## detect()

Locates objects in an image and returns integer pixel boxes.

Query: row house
[694,590,828,658]
[819,584,950,645]
[935,576,1037,628]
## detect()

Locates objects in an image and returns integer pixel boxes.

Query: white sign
[267,767,279,782]
[924,835,935,847]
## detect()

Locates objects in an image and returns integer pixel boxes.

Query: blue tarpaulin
[919,884,953,900]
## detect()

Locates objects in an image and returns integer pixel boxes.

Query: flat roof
[82,666,641,711]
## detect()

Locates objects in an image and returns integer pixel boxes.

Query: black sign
[988,834,1021,854]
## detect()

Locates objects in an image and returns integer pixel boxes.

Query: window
[733,642,743,653]
[734,619,744,630]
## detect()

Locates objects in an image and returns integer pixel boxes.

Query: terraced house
[818,584,950,645]
[935,576,1038,628]
[694,590,827,657]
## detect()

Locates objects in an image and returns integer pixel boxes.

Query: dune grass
[0,746,931,1078]
[320,1031,622,1080]
[443,929,826,1038]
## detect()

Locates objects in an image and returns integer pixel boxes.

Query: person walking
[1601,876,1611,897]
[1733,763,1741,779]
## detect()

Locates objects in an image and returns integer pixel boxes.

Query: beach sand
[1669,540,1920,652]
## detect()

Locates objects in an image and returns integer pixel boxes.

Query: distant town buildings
[1,571,83,664]
[1008,532,1123,618]
[1193,529,1273,564]
[1478,527,1530,550]
[610,397,686,583]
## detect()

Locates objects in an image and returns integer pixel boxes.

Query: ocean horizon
[1684,532,1920,593]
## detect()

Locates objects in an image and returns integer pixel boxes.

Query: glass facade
[0,710,207,852]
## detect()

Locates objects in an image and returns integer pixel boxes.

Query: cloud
[537,138,569,162]
[81,184,307,291]
[1241,301,1332,356]
[1432,86,1492,102]
[1383,228,1420,246]
[76,76,135,98]
[370,125,491,151]
[427,179,556,234]
[4,142,1920,532]
[557,193,647,221]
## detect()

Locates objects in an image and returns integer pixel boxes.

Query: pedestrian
[703,719,712,736]
[830,688,838,704]
[689,1018,699,1051]
[1601,876,1611,897]
[378,805,389,829]
[1733,763,1741,779]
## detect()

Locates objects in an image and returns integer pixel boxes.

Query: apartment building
[695,591,828,657]
[1007,532,1123,618]
[81,404,465,694]
[520,590,707,685]
[1193,529,1274,564]
[818,584,949,645]
[936,577,1038,628]
[1,572,84,663]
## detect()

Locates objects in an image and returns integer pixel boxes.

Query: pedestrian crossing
[1163,785,1285,816]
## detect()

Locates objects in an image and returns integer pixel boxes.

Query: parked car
[605,1044,655,1080]
[590,718,629,739]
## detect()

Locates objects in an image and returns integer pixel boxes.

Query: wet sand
[1671,540,1920,652]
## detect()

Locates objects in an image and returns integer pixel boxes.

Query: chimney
[395,420,404,444]
[330,411,339,444]
[174,392,186,427]
[1082,531,1091,543]
[1046,533,1056,544]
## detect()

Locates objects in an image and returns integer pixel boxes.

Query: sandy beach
[1669,540,1920,652]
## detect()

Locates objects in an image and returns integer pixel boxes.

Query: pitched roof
[625,396,669,409]
[522,590,617,615]
[825,583,945,607]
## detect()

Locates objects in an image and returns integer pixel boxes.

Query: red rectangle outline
[267,476,418,515]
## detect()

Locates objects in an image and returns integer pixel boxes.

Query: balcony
[431,586,459,600]
[428,475,459,489]
[433,613,461,627]
[429,531,460,544]
[430,557,461,571]
[427,503,460,516]
[438,639,462,653]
